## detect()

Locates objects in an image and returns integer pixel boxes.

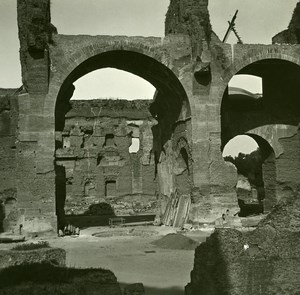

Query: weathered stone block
[186,196,300,295]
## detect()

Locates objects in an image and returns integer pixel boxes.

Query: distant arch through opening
[223,134,276,216]
[221,58,300,150]
[221,57,300,215]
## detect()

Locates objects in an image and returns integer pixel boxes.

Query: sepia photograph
[0,0,300,294]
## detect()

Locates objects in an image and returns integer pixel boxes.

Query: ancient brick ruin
[1,0,300,292]
[0,0,300,261]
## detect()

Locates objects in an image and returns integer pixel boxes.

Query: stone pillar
[16,0,57,234]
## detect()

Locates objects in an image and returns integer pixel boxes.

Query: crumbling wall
[165,0,212,57]
[186,195,300,295]
[17,0,56,93]
[55,99,157,217]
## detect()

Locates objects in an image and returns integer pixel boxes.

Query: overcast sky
[0,0,298,91]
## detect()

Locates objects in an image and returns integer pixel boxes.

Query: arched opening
[221,58,300,214]
[221,72,264,148]
[223,134,276,216]
[54,50,190,229]
[223,135,262,217]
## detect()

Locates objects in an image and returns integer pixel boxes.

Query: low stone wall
[186,195,300,295]
[0,247,66,269]
[0,263,121,295]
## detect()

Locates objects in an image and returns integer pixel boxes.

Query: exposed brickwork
[55,99,158,219]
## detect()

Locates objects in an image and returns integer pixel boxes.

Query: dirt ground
[0,225,212,295]
[51,225,211,295]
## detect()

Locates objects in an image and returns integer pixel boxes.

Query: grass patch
[12,241,50,251]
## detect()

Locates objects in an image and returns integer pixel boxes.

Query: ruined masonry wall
[56,99,158,216]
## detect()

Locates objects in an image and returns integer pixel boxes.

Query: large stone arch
[46,37,193,229]
[46,36,190,116]
[50,47,191,155]
[52,41,164,86]
[39,36,192,158]
[221,132,277,214]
